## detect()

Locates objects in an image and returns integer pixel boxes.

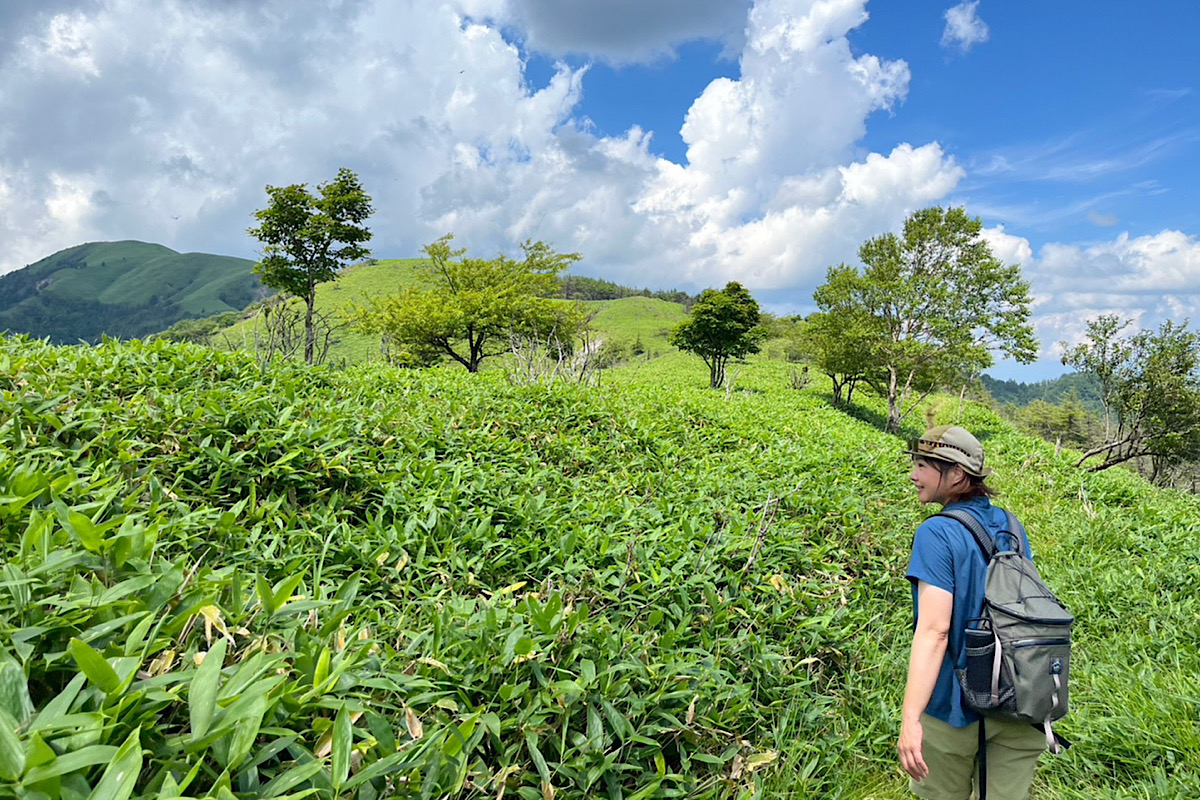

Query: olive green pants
[910,713,1045,800]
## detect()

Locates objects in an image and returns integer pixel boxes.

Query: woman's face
[909,457,963,505]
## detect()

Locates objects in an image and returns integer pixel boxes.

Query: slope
[0,240,265,343]
[2,335,1196,798]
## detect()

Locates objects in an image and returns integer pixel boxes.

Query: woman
[898,425,1045,800]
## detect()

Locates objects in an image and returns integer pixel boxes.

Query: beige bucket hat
[904,425,993,478]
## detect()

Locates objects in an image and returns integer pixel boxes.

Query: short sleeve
[907,519,955,594]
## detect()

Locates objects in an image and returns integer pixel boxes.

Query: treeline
[980,372,1102,411]
[0,295,194,344]
[558,274,699,307]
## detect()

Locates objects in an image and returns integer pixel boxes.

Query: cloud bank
[1,0,1198,375]
[0,0,961,294]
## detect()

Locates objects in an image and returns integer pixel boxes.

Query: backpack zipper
[983,602,1073,625]
[1009,637,1071,648]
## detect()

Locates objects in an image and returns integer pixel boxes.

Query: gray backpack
[938,509,1073,753]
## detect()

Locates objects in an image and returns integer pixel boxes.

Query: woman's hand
[898,715,928,781]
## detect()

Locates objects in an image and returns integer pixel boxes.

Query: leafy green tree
[355,235,585,372]
[668,281,765,389]
[248,167,373,364]
[1059,314,1130,439]
[812,206,1037,431]
[1062,316,1200,481]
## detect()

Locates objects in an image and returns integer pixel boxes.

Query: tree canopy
[354,235,585,372]
[809,206,1037,431]
[1062,315,1200,482]
[248,167,373,364]
[668,281,765,389]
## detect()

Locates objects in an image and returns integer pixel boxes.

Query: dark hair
[925,457,996,501]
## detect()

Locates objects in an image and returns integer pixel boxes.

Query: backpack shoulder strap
[935,509,996,562]
[1002,509,1027,558]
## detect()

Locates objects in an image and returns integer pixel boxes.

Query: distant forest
[559,275,700,308]
[980,371,1102,410]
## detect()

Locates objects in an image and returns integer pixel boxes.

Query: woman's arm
[898,580,953,781]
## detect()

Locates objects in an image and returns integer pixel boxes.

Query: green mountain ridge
[0,240,266,343]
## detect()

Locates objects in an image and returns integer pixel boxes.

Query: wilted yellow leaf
[744,751,778,773]
[686,694,697,727]
[490,581,526,599]
[198,605,235,645]
[541,781,555,800]
[768,574,793,596]
[417,656,449,674]
[149,650,176,676]
[405,707,423,740]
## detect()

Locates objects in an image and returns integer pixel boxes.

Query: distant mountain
[0,241,268,343]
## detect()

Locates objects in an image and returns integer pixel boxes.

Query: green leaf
[23,744,118,783]
[524,730,551,785]
[224,693,267,770]
[23,733,60,797]
[341,751,419,791]
[65,510,102,552]
[189,638,227,740]
[441,713,478,759]
[69,638,120,695]
[260,760,323,798]
[86,727,142,800]
[0,708,25,782]
[330,705,352,790]
[626,779,663,800]
[0,657,33,725]
[255,575,276,615]
[271,574,305,613]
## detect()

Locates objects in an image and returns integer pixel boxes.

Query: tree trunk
[710,356,726,389]
[304,294,316,365]
[886,367,902,432]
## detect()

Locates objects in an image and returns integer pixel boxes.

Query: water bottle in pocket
[956,618,998,710]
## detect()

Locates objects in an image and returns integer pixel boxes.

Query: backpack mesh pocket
[956,621,1016,713]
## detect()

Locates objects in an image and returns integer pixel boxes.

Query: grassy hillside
[2,334,1197,798]
[214,258,688,364]
[0,240,264,343]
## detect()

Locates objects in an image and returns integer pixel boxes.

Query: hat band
[908,438,975,459]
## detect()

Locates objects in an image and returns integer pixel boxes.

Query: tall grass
[1,336,1197,798]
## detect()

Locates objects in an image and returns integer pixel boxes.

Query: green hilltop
[0,240,266,343]
[207,258,691,363]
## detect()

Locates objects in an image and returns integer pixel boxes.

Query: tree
[812,206,1037,431]
[248,167,373,364]
[668,282,765,389]
[354,235,585,372]
[1062,316,1200,481]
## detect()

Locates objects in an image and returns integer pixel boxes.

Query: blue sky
[1,0,1198,380]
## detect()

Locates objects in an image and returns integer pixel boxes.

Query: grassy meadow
[210,260,687,366]
[1,333,1198,799]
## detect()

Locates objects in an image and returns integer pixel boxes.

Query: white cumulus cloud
[941,1,989,54]
[0,0,968,299]
[979,227,1200,361]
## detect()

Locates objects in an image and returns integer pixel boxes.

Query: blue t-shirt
[906,497,1033,728]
